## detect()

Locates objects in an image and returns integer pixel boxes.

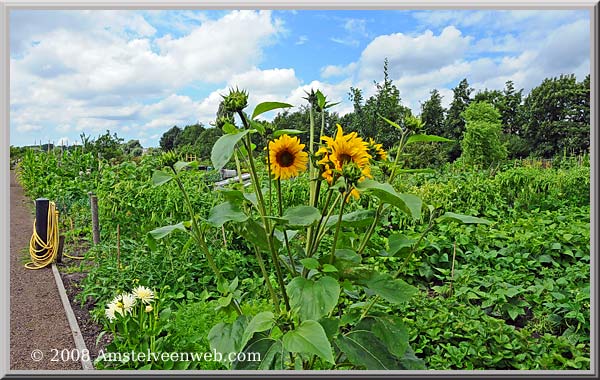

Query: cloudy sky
[9,9,590,147]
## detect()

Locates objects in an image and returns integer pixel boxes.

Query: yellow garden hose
[26,201,60,269]
[26,201,87,269]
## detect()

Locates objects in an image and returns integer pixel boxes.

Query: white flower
[78,171,84,176]
[121,293,137,315]
[132,286,155,305]
[109,295,125,317]
[105,302,117,322]
[145,305,153,313]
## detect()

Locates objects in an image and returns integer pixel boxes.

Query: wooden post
[35,198,49,256]
[56,235,65,263]
[116,224,121,270]
[88,192,100,245]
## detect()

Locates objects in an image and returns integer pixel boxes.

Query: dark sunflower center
[339,153,353,164]
[276,150,295,167]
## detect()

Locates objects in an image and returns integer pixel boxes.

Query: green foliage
[341,59,412,148]
[460,101,507,167]
[159,126,182,152]
[523,74,590,158]
[420,89,446,137]
[15,81,590,372]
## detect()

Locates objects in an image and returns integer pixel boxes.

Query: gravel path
[10,170,82,370]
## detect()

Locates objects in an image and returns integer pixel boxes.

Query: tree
[420,89,446,137]
[159,126,182,152]
[473,89,503,109]
[123,139,143,157]
[523,74,590,158]
[499,80,524,135]
[174,123,205,148]
[344,59,411,148]
[460,101,507,167]
[445,78,474,161]
[195,127,224,160]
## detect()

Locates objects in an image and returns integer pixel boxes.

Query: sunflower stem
[233,150,244,185]
[305,103,318,263]
[265,137,274,215]
[171,168,222,282]
[308,189,340,259]
[277,179,297,276]
[254,244,281,314]
[238,110,291,312]
[329,190,347,264]
[357,129,410,256]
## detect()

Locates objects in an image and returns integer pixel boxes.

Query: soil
[58,267,112,362]
[9,170,81,370]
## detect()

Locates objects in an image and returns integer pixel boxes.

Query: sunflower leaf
[252,102,293,120]
[211,130,251,171]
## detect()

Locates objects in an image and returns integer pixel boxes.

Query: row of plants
[14,89,590,370]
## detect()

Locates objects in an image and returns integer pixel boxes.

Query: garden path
[10,170,81,370]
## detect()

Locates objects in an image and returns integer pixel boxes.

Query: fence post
[35,198,49,256]
[88,192,100,245]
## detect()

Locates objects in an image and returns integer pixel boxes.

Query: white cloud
[295,35,308,45]
[330,37,360,47]
[358,26,472,80]
[321,62,357,79]
[16,124,43,133]
[10,10,285,145]
[344,18,368,36]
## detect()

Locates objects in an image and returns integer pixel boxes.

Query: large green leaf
[363,272,417,305]
[437,212,491,225]
[211,130,251,171]
[400,346,426,370]
[370,316,409,358]
[208,315,250,356]
[151,169,173,187]
[406,134,453,145]
[233,337,284,370]
[286,276,340,321]
[252,102,293,119]
[335,330,400,369]
[208,201,249,227]
[148,221,187,240]
[239,218,275,252]
[387,233,417,257]
[282,320,335,364]
[282,205,320,227]
[326,209,375,228]
[356,179,422,220]
[380,115,402,130]
[174,160,199,173]
[239,312,275,352]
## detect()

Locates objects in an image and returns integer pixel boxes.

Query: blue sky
[9,9,590,147]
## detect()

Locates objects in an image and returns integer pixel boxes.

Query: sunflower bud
[303,89,318,109]
[222,87,249,113]
[160,151,179,170]
[342,161,363,186]
[215,115,235,129]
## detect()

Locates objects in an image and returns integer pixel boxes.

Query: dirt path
[10,170,81,370]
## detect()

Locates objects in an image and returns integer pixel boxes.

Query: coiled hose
[26,201,84,269]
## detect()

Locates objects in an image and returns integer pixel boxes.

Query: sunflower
[367,138,387,161]
[268,134,308,180]
[321,124,372,185]
[316,145,334,183]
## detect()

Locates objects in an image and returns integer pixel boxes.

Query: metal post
[88,192,100,245]
[35,198,49,255]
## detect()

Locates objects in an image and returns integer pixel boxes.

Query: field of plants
[13,89,590,371]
